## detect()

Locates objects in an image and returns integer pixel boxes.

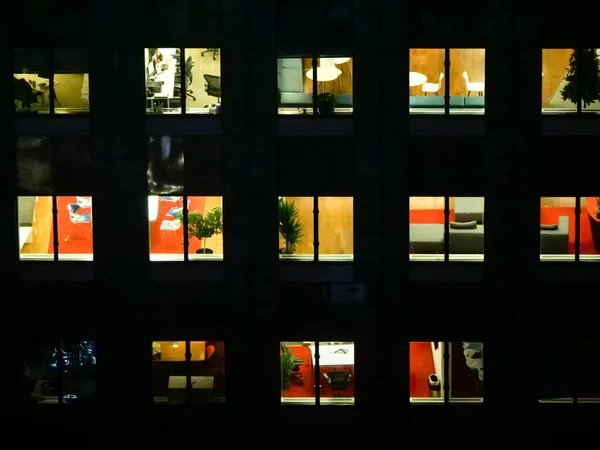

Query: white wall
[431,341,443,384]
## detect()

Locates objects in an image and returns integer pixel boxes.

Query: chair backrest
[438,72,444,85]
[204,74,221,96]
[185,56,194,85]
[462,71,469,82]
[205,345,215,360]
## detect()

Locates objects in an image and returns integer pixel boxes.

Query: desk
[309,344,355,366]
[147,59,176,108]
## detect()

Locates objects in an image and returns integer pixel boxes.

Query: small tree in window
[561,48,600,108]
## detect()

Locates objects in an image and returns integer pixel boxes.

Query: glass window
[145,48,221,115]
[578,341,600,403]
[542,49,576,115]
[580,196,600,261]
[409,48,445,115]
[540,197,574,262]
[449,48,485,115]
[17,137,93,262]
[152,340,225,405]
[449,196,484,262]
[449,341,483,403]
[279,196,353,262]
[13,49,50,114]
[409,196,445,261]
[24,339,97,405]
[538,341,573,403]
[410,341,444,403]
[277,56,353,116]
[53,49,89,114]
[281,341,354,406]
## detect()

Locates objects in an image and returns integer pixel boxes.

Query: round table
[305,67,342,82]
[409,72,427,87]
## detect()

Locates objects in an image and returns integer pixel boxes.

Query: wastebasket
[428,373,441,398]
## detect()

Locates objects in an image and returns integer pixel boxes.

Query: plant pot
[196,248,214,254]
[318,101,335,116]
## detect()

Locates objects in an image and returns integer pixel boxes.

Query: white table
[148,196,159,221]
[409,72,427,87]
[309,344,355,366]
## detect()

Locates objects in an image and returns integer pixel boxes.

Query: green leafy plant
[279,198,303,254]
[317,92,337,116]
[280,346,296,390]
[561,48,600,108]
[175,206,223,254]
[596,197,600,219]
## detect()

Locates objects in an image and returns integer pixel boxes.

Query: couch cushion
[540,223,558,230]
[450,221,477,229]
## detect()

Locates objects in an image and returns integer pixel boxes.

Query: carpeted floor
[49,196,93,254]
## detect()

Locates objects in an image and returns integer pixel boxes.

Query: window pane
[410,341,444,403]
[148,136,185,194]
[13,48,50,114]
[188,196,223,260]
[318,196,353,261]
[149,195,184,262]
[579,49,600,114]
[279,196,314,261]
[318,341,355,405]
[409,196,444,262]
[449,341,483,403]
[54,136,92,194]
[16,136,53,195]
[18,196,54,261]
[152,341,185,404]
[538,341,573,403]
[25,339,59,404]
[449,49,485,115]
[578,340,600,402]
[409,48,445,115]
[190,341,225,404]
[281,341,315,405]
[540,197,574,262]
[542,49,576,114]
[185,48,221,114]
[59,341,98,404]
[449,196,484,262]
[581,196,600,261]
[53,49,89,114]
[315,56,353,116]
[57,196,94,261]
[278,57,314,115]
[145,48,181,114]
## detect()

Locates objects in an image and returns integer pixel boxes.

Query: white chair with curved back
[462,71,485,96]
[421,72,444,96]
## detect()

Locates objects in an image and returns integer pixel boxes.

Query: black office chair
[201,48,219,60]
[203,74,221,103]
[323,370,352,396]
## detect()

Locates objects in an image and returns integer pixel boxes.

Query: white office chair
[421,72,444,95]
[463,71,485,96]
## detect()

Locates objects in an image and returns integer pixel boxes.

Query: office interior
[145,47,221,114]
[13,48,89,114]
[409,342,483,403]
[280,341,355,405]
[408,48,485,115]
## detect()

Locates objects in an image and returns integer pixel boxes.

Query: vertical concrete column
[88,0,150,411]
[484,0,541,425]
[221,0,253,416]
[246,2,280,419]
[379,0,410,425]
[353,1,381,416]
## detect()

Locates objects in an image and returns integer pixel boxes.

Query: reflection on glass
[13,48,50,114]
[409,196,445,262]
[318,196,353,261]
[152,340,225,404]
[409,48,445,115]
[279,196,313,261]
[53,49,89,114]
[277,57,353,115]
[280,342,313,404]
[185,48,221,114]
[410,342,444,403]
[145,47,182,114]
[449,196,484,262]
[16,136,53,194]
[449,341,483,403]
[318,341,355,405]
[25,340,97,404]
[580,196,600,261]
[540,197,574,262]
[449,48,485,115]
[542,49,576,114]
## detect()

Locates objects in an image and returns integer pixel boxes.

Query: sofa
[540,216,570,254]
[410,221,484,255]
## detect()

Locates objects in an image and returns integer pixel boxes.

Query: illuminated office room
[145,47,221,114]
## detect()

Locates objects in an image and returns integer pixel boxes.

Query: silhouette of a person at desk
[151,49,164,74]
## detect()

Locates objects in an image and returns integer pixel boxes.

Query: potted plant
[596,197,600,219]
[280,346,296,390]
[317,92,337,116]
[279,198,303,255]
[561,48,600,108]
[176,206,223,254]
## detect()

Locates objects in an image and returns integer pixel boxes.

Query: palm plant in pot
[279,198,303,255]
[175,206,223,254]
